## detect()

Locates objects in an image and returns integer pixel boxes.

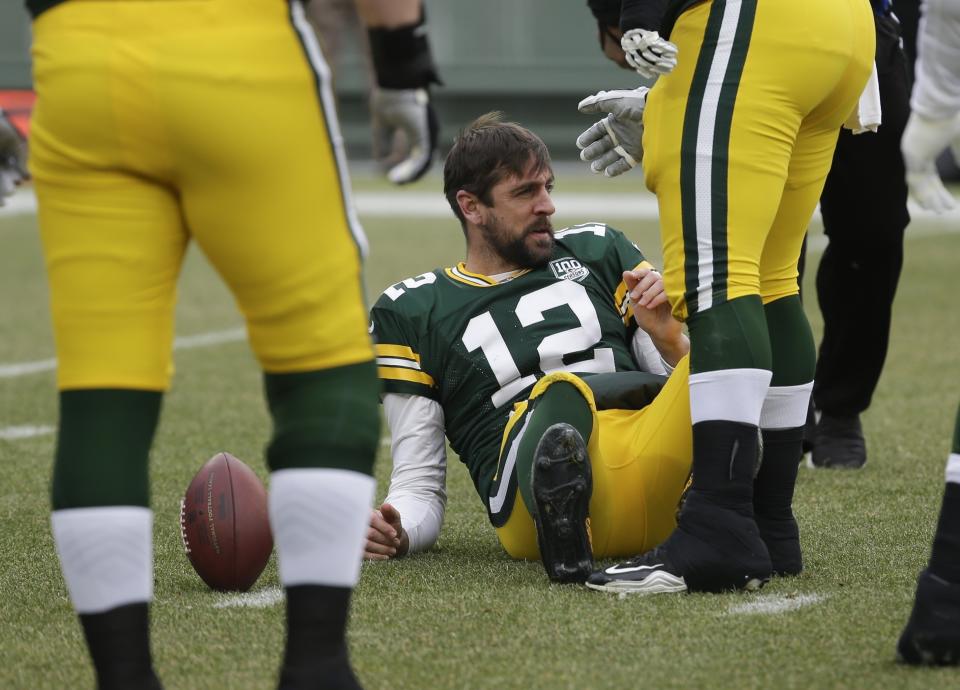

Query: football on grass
[179,452,273,592]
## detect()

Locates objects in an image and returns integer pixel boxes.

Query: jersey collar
[445,262,531,287]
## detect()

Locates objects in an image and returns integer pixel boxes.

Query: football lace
[179,497,191,554]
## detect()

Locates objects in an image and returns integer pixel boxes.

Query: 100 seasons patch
[549,257,590,282]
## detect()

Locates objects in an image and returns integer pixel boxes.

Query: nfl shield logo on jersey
[549,257,590,282]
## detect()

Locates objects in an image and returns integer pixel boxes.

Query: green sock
[514,381,593,515]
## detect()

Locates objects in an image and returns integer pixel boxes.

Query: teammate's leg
[31,5,191,684]
[32,37,186,690]
[588,0,873,594]
[897,401,960,665]
[172,3,377,686]
[753,109,851,575]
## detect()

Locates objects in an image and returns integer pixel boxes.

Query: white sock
[269,468,375,588]
[51,506,153,614]
[760,382,813,430]
[947,453,960,485]
[689,368,772,425]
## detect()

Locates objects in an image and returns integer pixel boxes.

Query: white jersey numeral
[384,272,438,301]
[462,312,538,408]
[463,280,616,408]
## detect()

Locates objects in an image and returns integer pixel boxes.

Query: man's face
[476,165,556,270]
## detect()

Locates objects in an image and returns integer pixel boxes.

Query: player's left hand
[624,267,681,341]
[620,28,678,79]
[0,112,27,206]
[577,88,649,177]
[370,88,439,185]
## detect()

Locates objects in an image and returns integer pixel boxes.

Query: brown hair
[443,112,552,228]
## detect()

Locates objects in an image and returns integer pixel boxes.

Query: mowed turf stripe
[727,593,826,616]
[212,587,284,609]
[0,425,54,440]
[0,327,246,380]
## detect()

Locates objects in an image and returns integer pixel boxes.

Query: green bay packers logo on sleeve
[549,257,590,282]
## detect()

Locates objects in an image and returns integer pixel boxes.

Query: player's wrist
[368,11,442,90]
[650,327,688,367]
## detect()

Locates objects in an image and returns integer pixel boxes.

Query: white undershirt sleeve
[630,327,673,375]
[382,393,448,554]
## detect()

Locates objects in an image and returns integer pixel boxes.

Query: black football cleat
[530,423,594,584]
[587,491,771,594]
[809,413,866,469]
[897,570,960,666]
[586,546,688,594]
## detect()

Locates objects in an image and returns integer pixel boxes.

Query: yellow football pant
[642,0,875,319]
[496,358,693,560]
[29,0,373,390]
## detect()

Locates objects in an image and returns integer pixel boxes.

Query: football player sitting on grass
[363,113,797,589]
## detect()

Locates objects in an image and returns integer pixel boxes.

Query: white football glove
[370,87,439,185]
[621,29,678,80]
[576,88,649,177]
[901,111,960,213]
[0,111,27,206]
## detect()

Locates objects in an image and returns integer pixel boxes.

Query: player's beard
[481,215,555,269]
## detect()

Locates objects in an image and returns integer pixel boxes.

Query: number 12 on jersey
[461,280,616,408]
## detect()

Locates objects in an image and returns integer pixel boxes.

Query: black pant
[799,13,911,417]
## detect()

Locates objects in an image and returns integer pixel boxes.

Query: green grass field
[1,170,959,689]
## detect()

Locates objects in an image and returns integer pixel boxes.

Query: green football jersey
[370,223,653,502]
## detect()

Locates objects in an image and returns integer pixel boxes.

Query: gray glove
[576,88,648,177]
[370,88,439,185]
[0,111,27,205]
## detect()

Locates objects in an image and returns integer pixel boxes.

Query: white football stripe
[376,357,421,370]
[727,593,826,616]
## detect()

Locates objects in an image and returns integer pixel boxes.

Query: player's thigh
[30,8,188,391]
[32,173,187,391]
[175,2,372,373]
[758,124,840,303]
[591,356,692,557]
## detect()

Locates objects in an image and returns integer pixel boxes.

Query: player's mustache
[526,219,554,235]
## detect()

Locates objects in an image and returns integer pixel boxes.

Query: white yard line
[0,425,54,440]
[0,327,246,380]
[727,593,826,616]
[212,586,284,609]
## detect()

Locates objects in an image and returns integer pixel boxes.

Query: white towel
[844,61,882,134]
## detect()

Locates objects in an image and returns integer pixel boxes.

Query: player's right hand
[370,88,439,185]
[620,29,678,80]
[0,112,27,206]
[364,502,409,560]
[901,111,960,213]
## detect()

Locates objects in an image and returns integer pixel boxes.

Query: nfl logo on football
[550,257,589,282]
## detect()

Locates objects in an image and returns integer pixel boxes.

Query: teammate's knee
[265,361,380,475]
[687,296,772,372]
[51,389,162,510]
